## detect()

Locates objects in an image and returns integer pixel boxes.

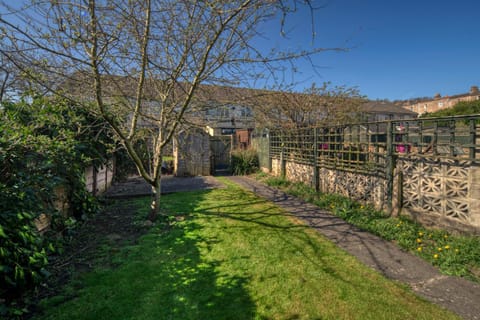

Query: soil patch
[26,199,148,318]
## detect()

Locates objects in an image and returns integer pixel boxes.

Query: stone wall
[318,167,388,211]
[285,161,315,186]
[402,90,480,115]
[273,158,388,211]
[271,156,480,234]
[272,158,282,177]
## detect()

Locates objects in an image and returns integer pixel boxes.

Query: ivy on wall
[0,95,114,316]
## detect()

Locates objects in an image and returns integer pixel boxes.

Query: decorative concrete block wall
[400,157,480,234]
[270,156,480,234]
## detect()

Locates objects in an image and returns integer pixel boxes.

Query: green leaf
[0,224,6,238]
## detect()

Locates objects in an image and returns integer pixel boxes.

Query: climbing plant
[0,95,114,316]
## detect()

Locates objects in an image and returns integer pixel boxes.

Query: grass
[35,178,460,320]
[259,174,480,282]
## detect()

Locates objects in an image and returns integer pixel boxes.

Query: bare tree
[0,0,339,220]
[0,53,23,103]
[252,82,365,129]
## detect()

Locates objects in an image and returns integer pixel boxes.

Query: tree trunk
[148,176,161,221]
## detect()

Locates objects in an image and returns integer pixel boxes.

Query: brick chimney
[471,86,479,94]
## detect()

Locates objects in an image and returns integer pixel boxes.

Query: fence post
[386,121,395,214]
[470,119,476,160]
[267,129,272,172]
[313,127,319,191]
[280,132,286,179]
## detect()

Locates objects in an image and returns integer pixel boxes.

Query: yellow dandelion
[455,249,459,253]
[444,245,450,250]
[396,224,401,227]
[437,247,442,252]
[418,232,424,237]
[416,238,422,244]
[360,205,365,209]
[434,254,439,259]
[417,247,423,252]
[444,235,449,239]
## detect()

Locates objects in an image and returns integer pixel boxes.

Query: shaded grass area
[259,174,480,282]
[35,178,459,320]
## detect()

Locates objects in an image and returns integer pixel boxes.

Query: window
[221,128,236,135]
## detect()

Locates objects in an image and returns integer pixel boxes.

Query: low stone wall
[35,161,114,233]
[273,158,388,211]
[318,167,388,211]
[272,158,282,177]
[271,156,480,234]
[286,161,315,186]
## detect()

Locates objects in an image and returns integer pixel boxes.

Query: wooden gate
[210,135,232,174]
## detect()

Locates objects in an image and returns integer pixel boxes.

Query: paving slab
[103,175,224,198]
[227,175,480,320]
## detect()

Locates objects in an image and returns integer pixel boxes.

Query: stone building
[402,86,480,115]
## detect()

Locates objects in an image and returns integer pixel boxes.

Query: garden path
[227,175,480,320]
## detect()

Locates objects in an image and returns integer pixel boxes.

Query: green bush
[230,148,259,175]
[421,100,480,117]
[0,95,113,316]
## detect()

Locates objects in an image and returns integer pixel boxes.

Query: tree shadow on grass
[194,200,355,289]
[35,190,256,320]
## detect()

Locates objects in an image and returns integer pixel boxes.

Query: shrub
[231,148,259,175]
[0,95,113,316]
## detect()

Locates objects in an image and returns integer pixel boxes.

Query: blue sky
[2,1,478,102]
[260,0,480,101]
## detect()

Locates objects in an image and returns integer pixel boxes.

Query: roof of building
[60,72,417,118]
[361,100,418,115]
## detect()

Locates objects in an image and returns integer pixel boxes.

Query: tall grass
[230,148,259,175]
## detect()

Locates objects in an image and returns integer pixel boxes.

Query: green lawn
[35,178,459,320]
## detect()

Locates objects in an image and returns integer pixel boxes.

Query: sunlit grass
[259,174,480,282]
[35,178,459,320]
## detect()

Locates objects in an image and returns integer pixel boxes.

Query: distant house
[194,103,255,136]
[360,100,418,122]
[402,86,480,115]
